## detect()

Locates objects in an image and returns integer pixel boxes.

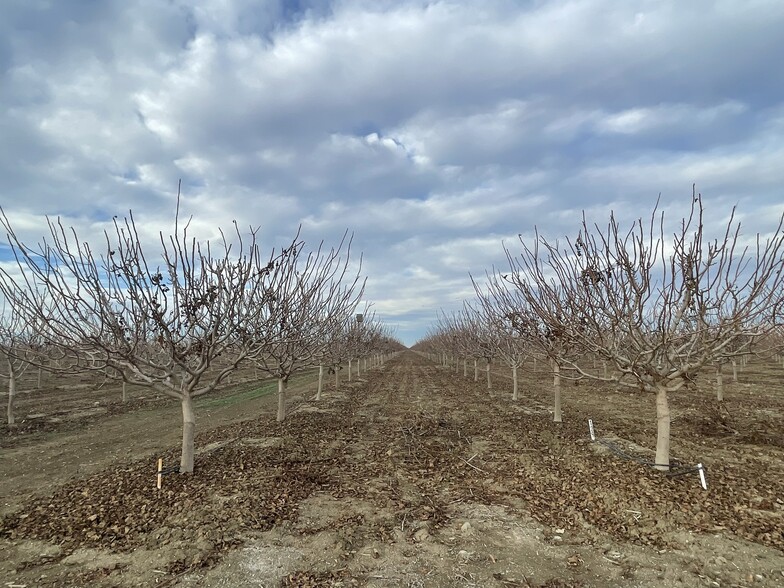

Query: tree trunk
[180,394,195,473]
[485,360,491,392]
[731,359,738,382]
[512,364,518,401]
[602,360,608,379]
[335,365,339,390]
[37,366,43,389]
[7,364,16,426]
[348,359,352,382]
[553,361,562,423]
[463,359,467,377]
[122,381,127,403]
[533,356,537,372]
[654,386,671,470]
[317,364,324,401]
[473,359,478,382]
[277,378,287,422]
[716,364,724,401]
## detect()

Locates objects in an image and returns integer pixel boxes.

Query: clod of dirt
[412,528,430,542]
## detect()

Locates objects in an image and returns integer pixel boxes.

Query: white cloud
[1,0,783,345]
[595,101,748,135]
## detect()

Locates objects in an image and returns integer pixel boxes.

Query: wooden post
[157,458,163,490]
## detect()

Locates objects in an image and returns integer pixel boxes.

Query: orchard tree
[453,310,485,382]
[317,317,357,396]
[505,191,784,469]
[711,333,757,400]
[483,268,579,423]
[343,309,380,380]
[437,310,472,375]
[314,319,346,400]
[0,199,286,473]
[0,300,41,425]
[420,321,451,366]
[766,325,784,368]
[425,310,485,381]
[446,312,476,378]
[374,327,405,365]
[315,312,399,397]
[351,310,382,376]
[463,304,500,392]
[471,274,530,402]
[247,232,364,421]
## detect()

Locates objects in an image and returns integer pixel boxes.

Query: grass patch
[197,381,277,409]
[196,369,321,409]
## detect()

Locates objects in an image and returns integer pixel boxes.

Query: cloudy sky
[1,0,783,345]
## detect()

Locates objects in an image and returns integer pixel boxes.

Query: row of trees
[416,191,784,469]
[0,195,400,472]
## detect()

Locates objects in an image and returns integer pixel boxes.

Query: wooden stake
[157,458,162,490]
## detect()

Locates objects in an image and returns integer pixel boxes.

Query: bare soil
[0,367,322,517]
[1,352,783,587]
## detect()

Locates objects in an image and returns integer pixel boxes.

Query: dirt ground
[1,352,783,587]
[0,366,323,517]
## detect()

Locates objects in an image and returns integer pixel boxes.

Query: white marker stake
[697,463,707,490]
[588,418,595,441]
[157,458,163,490]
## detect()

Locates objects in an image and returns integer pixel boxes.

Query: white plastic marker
[697,463,707,490]
[588,418,595,441]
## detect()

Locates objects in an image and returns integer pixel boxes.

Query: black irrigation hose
[158,465,180,476]
[593,433,706,479]
[666,465,705,477]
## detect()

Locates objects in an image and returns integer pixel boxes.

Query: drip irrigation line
[158,465,180,476]
[594,438,701,477]
[588,418,707,489]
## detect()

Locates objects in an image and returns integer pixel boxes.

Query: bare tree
[350,310,381,377]
[711,334,757,400]
[247,232,364,421]
[765,325,784,368]
[373,327,405,365]
[505,192,784,469]
[420,320,451,367]
[317,317,355,396]
[448,312,478,379]
[423,310,486,381]
[472,274,530,402]
[483,271,579,423]
[463,305,500,393]
[0,300,40,425]
[0,199,285,473]
[342,309,380,381]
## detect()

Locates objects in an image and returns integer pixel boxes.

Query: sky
[1,0,783,346]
